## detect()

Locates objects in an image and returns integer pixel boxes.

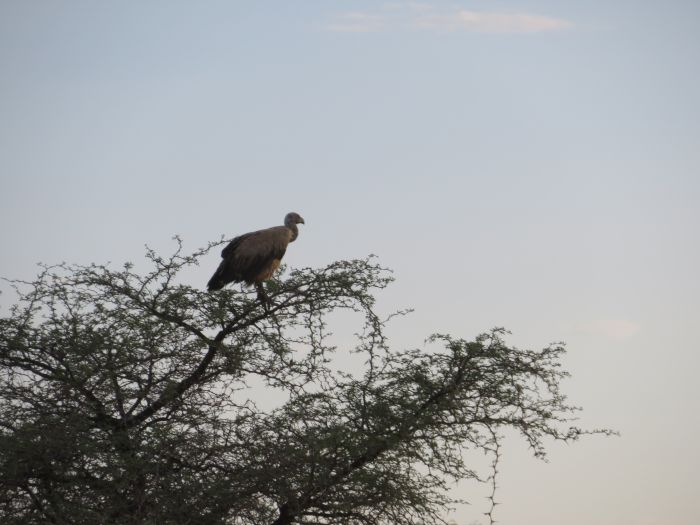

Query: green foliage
[0,239,610,524]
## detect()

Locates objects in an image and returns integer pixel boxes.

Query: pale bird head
[285,212,305,226]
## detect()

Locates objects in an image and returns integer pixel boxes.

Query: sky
[1,1,699,523]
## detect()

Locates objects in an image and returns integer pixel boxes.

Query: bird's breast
[255,258,282,282]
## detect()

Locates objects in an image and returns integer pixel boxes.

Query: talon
[256,282,272,311]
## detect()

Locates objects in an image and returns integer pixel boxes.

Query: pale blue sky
[1,2,699,524]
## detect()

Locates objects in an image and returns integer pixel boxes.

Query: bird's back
[207,225,292,290]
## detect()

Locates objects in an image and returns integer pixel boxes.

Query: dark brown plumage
[207,212,305,293]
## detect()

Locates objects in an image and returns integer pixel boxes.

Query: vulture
[207,212,305,303]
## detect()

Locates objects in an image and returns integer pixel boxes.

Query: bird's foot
[256,283,273,312]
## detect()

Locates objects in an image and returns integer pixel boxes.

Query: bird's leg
[255,282,271,311]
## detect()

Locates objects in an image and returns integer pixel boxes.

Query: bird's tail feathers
[207,280,224,292]
[207,267,226,291]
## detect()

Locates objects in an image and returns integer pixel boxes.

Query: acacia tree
[0,240,609,524]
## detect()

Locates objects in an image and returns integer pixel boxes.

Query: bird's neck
[288,223,299,242]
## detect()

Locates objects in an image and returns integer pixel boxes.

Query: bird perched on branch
[207,212,305,305]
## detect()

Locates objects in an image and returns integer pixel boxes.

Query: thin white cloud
[577,319,641,340]
[325,3,572,34]
[325,12,385,33]
[416,10,572,33]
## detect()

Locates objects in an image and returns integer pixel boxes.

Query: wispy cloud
[325,3,572,34]
[417,10,572,33]
[325,12,386,33]
[576,319,641,340]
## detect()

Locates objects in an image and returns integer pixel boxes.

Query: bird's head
[284,212,305,226]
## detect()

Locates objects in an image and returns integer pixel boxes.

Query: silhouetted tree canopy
[0,239,610,524]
